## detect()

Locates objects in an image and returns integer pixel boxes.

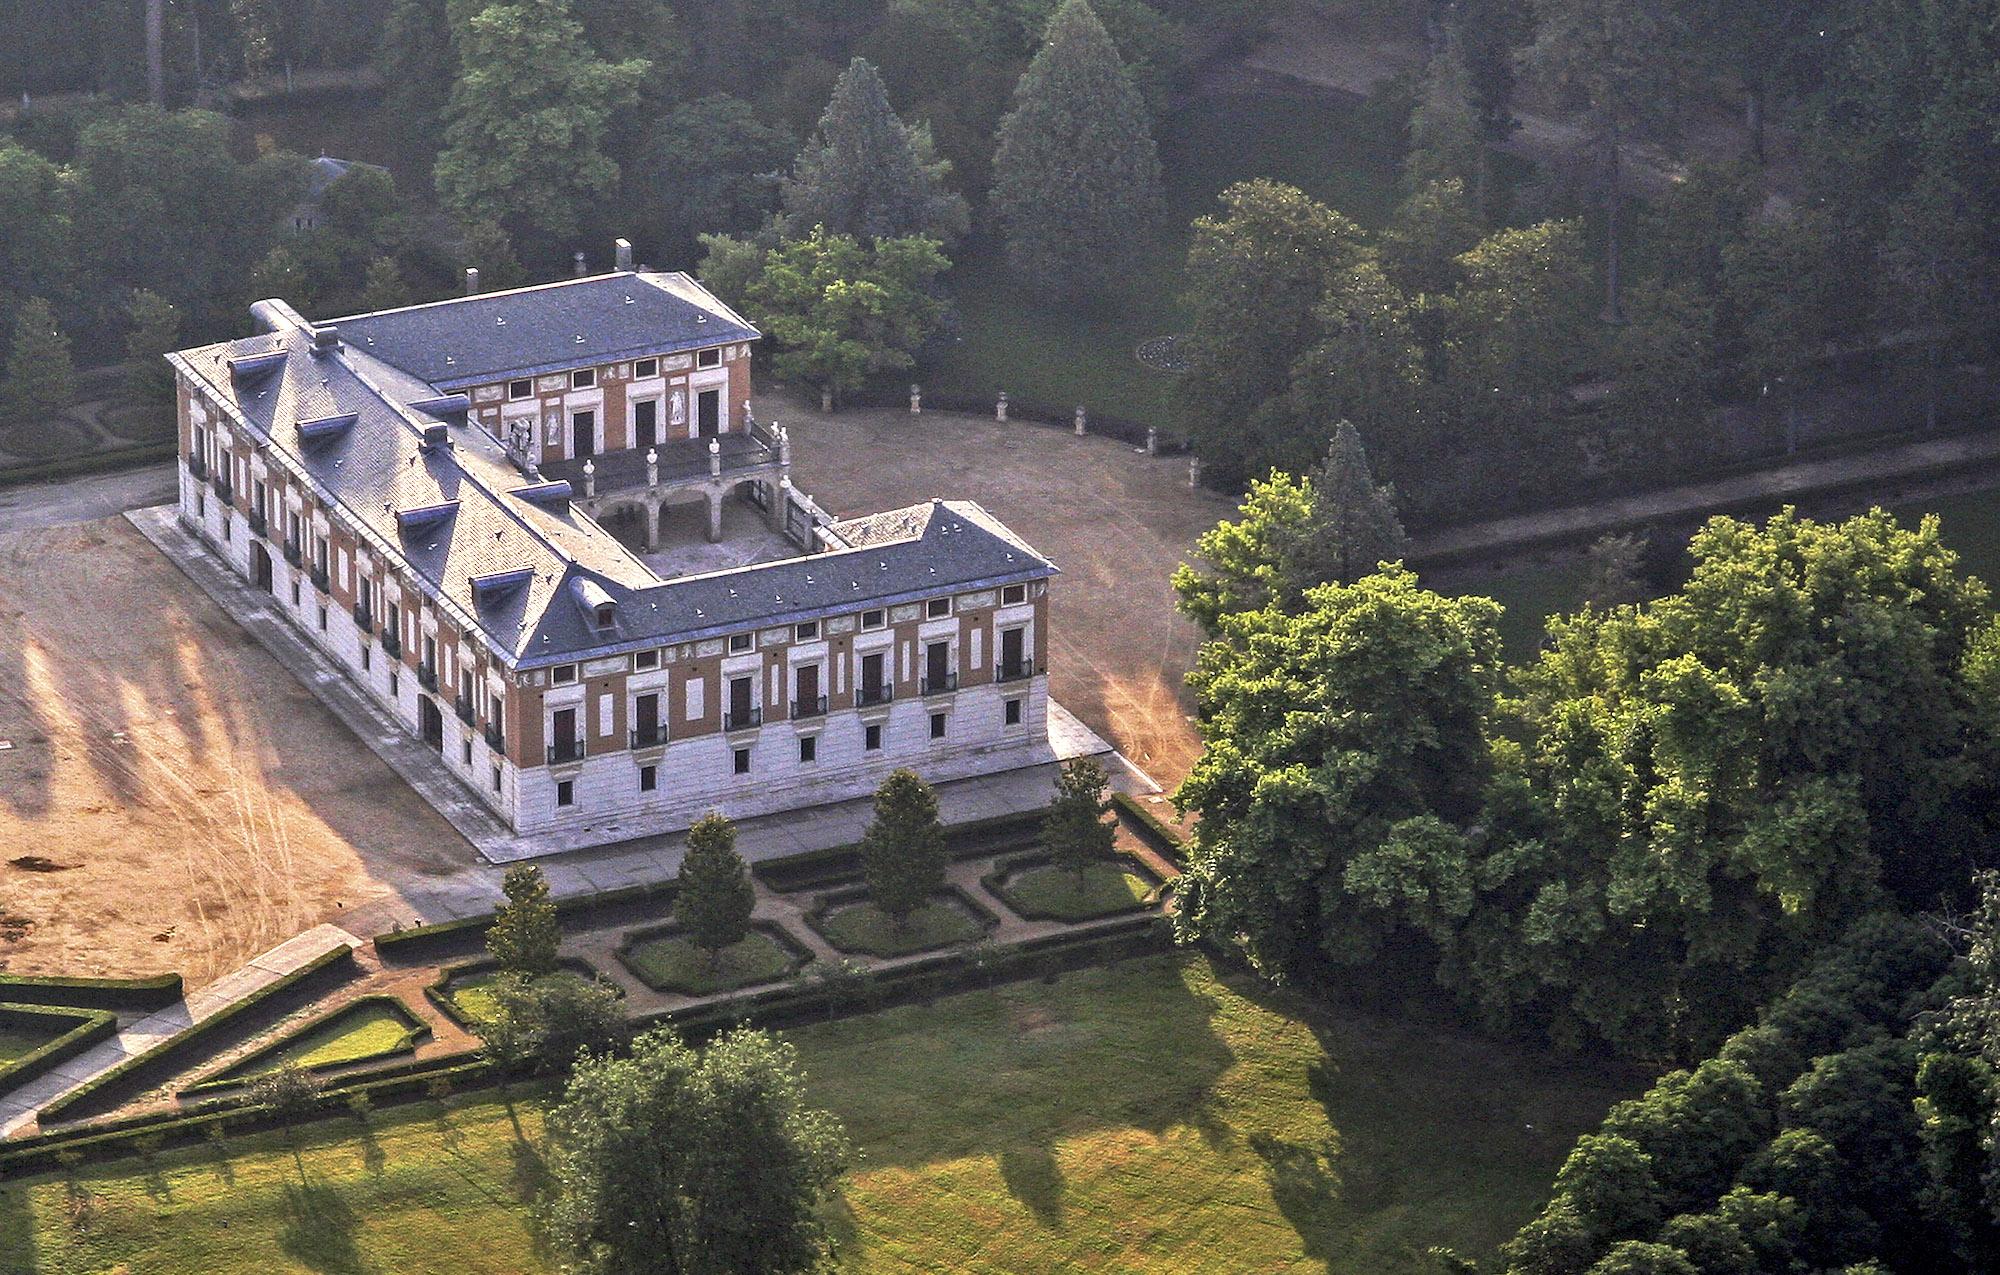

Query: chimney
[614,237,633,272]
[573,251,587,277]
[464,267,480,296]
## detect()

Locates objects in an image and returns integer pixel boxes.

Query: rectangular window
[1003,584,1026,605]
[390,670,399,697]
[733,747,751,775]
[317,605,328,632]
[696,347,721,369]
[1005,698,1022,726]
[362,645,372,672]
[794,620,818,641]
[557,779,575,807]
[507,378,532,400]
[291,579,301,607]
[929,712,947,740]
[728,633,753,653]
[492,766,501,793]
[634,358,658,379]
[926,598,951,619]
[570,368,596,390]
[639,764,658,792]
[552,664,577,685]
[634,648,659,672]
[223,514,231,542]
[865,723,882,751]
[462,739,473,765]
[861,609,884,630]
[799,736,817,764]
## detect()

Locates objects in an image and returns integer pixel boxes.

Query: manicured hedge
[804,883,1001,958]
[36,945,358,1125]
[0,1003,120,1093]
[181,995,432,1095]
[1111,791,1187,867]
[0,971,184,1012]
[374,880,679,964]
[752,809,1044,893]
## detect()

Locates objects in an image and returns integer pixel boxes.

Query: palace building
[167,245,1058,840]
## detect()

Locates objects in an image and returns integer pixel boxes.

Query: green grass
[210,998,427,1085]
[440,971,506,1028]
[0,954,1644,1274]
[0,1025,64,1066]
[918,93,1402,426]
[992,861,1155,922]
[618,929,803,996]
[813,895,989,958]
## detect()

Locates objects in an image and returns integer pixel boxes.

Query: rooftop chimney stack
[614,237,633,272]
[573,251,587,277]
[464,267,480,296]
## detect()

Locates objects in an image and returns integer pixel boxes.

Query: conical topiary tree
[860,769,945,926]
[678,811,756,966]
[487,863,560,978]
[1043,757,1115,882]
[990,0,1162,294]
[781,57,968,246]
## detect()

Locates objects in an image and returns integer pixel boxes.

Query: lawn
[812,894,990,957]
[618,928,804,996]
[208,997,427,1085]
[0,1024,63,1066]
[991,860,1156,922]
[917,92,1403,428]
[0,954,1643,1274]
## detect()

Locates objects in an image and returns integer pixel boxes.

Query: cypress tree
[1043,758,1115,882]
[780,57,969,246]
[486,863,561,978]
[358,257,412,313]
[123,288,179,407]
[860,769,946,926]
[1283,422,1409,591]
[2,297,74,424]
[678,811,756,965]
[990,0,1163,294]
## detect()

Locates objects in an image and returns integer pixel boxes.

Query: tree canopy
[780,56,968,247]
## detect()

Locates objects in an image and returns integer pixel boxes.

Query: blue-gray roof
[327,271,760,391]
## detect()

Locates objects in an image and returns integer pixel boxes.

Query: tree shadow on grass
[278,1178,368,1275]
[997,1142,1065,1228]
[1248,1130,1345,1266]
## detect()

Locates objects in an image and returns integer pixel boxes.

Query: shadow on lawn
[0,1179,40,1275]
[997,1142,1065,1228]
[278,1176,365,1275]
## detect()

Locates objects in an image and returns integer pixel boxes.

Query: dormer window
[634,358,658,379]
[696,348,721,369]
[570,368,596,390]
[594,601,616,631]
[507,378,532,400]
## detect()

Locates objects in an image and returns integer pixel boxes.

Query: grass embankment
[619,929,802,996]
[991,861,1155,922]
[813,896,988,958]
[0,954,1642,1275]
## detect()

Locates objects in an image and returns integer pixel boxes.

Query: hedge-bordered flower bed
[616,923,813,996]
[423,957,610,1031]
[375,880,680,964]
[805,884,1000,958]
[1110,791,1187,866]
[0,1003,120,1094]
[982,851,1164,923]
[181,995,432,1095]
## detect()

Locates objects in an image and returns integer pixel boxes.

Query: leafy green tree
[780,57,967,247]
[1914,1050,1999,1264]
[0,145,77,323]
[1653,1212,1753,1275]
[1043,757,1114,880]
[379,0,455,160]
[678,812,756,964]
[628,95,794,262]
[1377,177,1482,296]
[1879,166,1983,434]
[245,1063,325,1130]
[727,227,948,407]
[990,0,1162,294]
[435,0,647,244]
[1722,210,1848,455]
[1580,531,1648,609]
[2,298,75,424]
[861,768,946,925]
[1556,1133,1663,1244]
[542,1025,848,1275]
[1405,30,1483,197]
[484,970,626,1072]
[122,288,180,406]
[1606,281,1717,471]
[1522,0,1687,322]
[1180,180,1368,488]
[358,257,412,312]
[1174,566,1502,977]
[487,863,560,978]
[1171,470,1316,639]
[1584,1242,1696,1275]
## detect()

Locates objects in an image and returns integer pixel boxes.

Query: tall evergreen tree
[779,57,968,247]
[358,256,412,313]
[378,0,454,162]
[1043,757,1116,881]
[435,0,647,244]
[1405,29,1483,197]
[678,812,756,965]
[2,297,74,424]
[487,863,561,978]
[123,288,180,407]
[1283,422,1410,591]
[989,0,1162,294]
[860,769,946,926]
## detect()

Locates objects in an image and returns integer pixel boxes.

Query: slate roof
[327,271,760,391]
[167,294,1053,670]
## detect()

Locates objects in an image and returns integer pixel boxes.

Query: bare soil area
[783,393,1227,787]
[0,519,468,987]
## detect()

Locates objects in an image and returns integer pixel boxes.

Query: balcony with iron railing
[724,705,763,732]
[185,452,207,481]
[309,562,330,593]
[791,694,828,719]
[921,672,958,696]
[282,539,302,568]
[856,684,893,708]
[484,722,506,753]
[547,736,585,765]
[995,660,1034,683]
[352,602,373,633]
[630,724,668,750]
[211,470,233,504]
[380,629,402,660]
[455,693,475,727]
[246,509,266,538]
[416,662,438,693]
